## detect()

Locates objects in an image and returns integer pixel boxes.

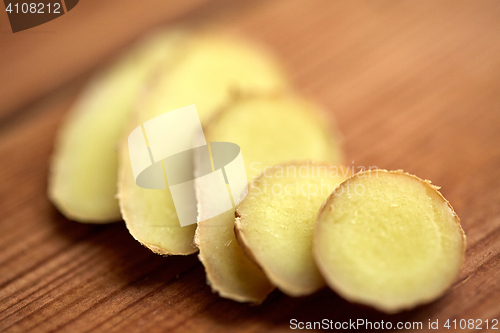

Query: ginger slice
[118,35,289,256]
[233,161,348,297]
[131,31,289,125]
[48,30,188,222]
[196,96,344,302]
[314,170,466,313]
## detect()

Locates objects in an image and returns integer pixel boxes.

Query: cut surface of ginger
[196,96,343,302]
[194,210,275,303]
[314,170,466,313]
[48,29,188,222]
[203,95,343,180]
[132,31,289,125]
[119,33,289,256]
[118,147,198,255]
[233,161,348,297]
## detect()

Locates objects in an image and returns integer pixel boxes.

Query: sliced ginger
[314,170,466,313]
[131,31,289,125]
[49,27,286,224]
[48,30,188,222]
[203,95,343,177]
[118,34,289,256]
[196,96,343,302]
[233,161,348,297]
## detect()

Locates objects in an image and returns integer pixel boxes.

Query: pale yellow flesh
[119,34,289,256]
[195,210,274,302]
[204,96,343,180]
[196,97,343,302]
[133,32,289,125]
[48,30,188,222]
[234,162,348,296]
[118,143,197,255]
[314,170,466,313]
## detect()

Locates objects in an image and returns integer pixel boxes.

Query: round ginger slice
[204,95,343,179]
[233,161,349,296]
[49,29,188,222]
[314,170,466,313]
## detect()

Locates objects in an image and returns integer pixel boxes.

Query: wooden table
[1,0,499,332]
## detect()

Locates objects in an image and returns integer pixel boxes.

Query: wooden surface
[1,0,500,332]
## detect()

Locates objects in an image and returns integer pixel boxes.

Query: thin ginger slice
[233,161,348,297]
[131,31,289,125]
[196,96,344,302]
[314,170,466,313]
[118,34,289,256]
[48,30,188,222]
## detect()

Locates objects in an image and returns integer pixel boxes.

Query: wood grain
[1,0,500,332]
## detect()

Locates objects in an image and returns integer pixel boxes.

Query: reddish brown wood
[1,0,499,332]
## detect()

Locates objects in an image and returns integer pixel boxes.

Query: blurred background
[1,1,499,332]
